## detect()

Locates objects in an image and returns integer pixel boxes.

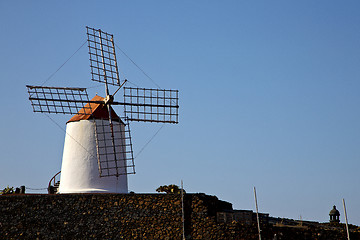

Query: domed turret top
[329,205,340,216]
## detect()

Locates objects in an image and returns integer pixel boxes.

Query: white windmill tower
[26,27,179,194]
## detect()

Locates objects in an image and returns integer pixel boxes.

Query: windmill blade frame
[26,85,94,115]
[94,118,135,177]
[86,26,121,87]
[122,87,179,124]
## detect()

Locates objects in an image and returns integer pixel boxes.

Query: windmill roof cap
[67,95,122,123]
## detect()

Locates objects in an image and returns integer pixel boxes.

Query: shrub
[0,186,14,195]
[156,184,186,194]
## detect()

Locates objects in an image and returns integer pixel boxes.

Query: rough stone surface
[1,193,359,239]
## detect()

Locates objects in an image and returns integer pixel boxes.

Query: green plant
[156,184,185,194]
[0,186,14,195]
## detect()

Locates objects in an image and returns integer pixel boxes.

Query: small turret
[329,205,340,223]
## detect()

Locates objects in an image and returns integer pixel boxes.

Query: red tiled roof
[67,95,121,123]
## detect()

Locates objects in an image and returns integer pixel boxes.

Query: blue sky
[1,1,360,225]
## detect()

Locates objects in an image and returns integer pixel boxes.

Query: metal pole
[181,180,185,240]
[342,198,350,240]
[254,187,262,240]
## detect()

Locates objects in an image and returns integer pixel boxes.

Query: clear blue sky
[1,1,360,225]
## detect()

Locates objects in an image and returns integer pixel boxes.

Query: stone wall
[1,193,359,239]
[1,193,183,239]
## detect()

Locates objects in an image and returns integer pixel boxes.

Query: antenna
[342,199,350,240]
[26,26,179,179]
[254,186,262,240]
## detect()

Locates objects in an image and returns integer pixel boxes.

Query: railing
[48,171,61,194]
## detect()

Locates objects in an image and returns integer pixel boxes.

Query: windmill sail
[26,85,93,115]
[87,26,121,87]
[94,118,135,177]
[123,87,179,124]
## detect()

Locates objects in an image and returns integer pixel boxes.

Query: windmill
[26,26,179,193]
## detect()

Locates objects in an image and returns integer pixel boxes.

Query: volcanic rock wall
[1,193,184,239]
[1,193,232,239]
[1,193,359,239]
